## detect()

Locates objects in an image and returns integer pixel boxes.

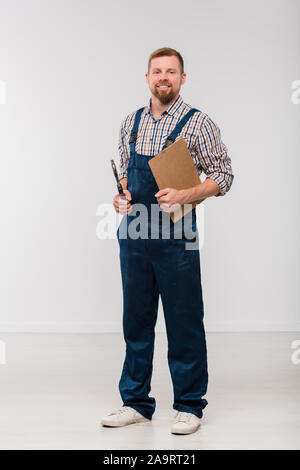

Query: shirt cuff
[206,174,229,197]
[118,170,127,180]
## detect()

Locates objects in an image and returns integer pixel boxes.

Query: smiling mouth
[157,85,171,89]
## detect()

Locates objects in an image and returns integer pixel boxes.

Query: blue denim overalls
[117,107,208,420]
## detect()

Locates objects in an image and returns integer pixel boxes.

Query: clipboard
[148,137,204,223]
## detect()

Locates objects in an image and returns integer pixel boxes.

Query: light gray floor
[0,332,299,450]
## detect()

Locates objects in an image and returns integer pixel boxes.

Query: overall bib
[117,107,208,420]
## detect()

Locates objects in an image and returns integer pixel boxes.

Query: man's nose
[160,72,168,81]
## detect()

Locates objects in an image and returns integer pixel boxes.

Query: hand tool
[111,159,127,200]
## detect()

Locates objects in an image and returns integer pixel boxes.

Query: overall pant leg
[118,225,159,420]
[150,237,208,419]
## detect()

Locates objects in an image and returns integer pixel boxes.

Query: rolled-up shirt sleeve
[195,115,234,196]
[118,120,130,180]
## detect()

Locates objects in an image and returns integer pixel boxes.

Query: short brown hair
[148,47,184,74]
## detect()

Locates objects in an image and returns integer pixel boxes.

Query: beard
[153,85,178,105]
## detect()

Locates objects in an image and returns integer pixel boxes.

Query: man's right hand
[113,189,132,214]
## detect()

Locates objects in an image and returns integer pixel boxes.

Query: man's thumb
[123,189,132,201]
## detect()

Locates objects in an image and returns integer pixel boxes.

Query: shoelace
[110,406,133,416]
[175,411,192,423]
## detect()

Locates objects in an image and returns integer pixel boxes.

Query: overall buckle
[129,133,137,144]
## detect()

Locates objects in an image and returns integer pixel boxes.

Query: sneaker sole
[101,418,151,427]
[171,424,200,435]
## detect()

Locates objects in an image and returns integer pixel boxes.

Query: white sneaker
[171,411,201,435]
[101,406,150,427]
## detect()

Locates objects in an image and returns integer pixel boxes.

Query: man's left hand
[155,188,188,213]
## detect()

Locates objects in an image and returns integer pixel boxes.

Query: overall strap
[162,108,199,149]
[129,107,144,154]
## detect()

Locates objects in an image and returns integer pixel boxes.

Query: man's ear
[181,73,187,85]
[145,72,149,84]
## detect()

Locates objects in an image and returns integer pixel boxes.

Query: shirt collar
[145,95,184,117]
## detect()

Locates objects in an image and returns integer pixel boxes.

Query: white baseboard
[0,321,299,333]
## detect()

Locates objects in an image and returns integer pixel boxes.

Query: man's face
[145,55,186,105]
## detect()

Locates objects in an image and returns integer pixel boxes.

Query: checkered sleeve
[196,115,234,196]
[118,119,130,180]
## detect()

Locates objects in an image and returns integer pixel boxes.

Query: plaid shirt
[118,95,234,196]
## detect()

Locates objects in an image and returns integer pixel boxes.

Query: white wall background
[0,0,299,332]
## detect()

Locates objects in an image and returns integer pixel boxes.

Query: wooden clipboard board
[148,137,204,223]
